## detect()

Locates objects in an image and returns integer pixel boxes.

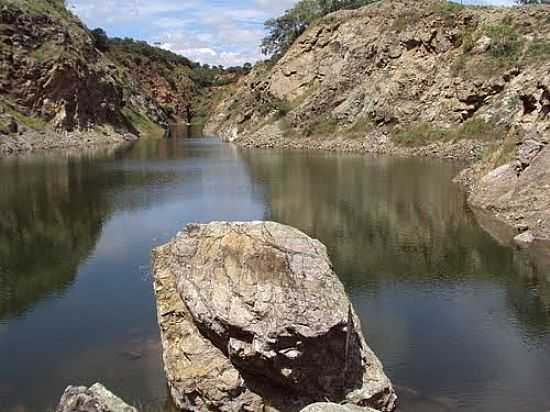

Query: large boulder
[56,383,137,412]
[152,221,397,412]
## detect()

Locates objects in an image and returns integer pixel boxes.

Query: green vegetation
[5,0,70,19]
[91,28,108,52]
[31,41,60,63]
[452,18,523,80]
[108,38,193,69]
[122,107,164,137]
[393,122,449,146]
[257,95,292,119]
[304,115,339,137]
[494,130,520,167]
[343,116,375,138]
[485,18,522,59]
[393,117,507,147]
[262,0,377,61]
[459,27,479,53]
[525,38,550,62]
[1,102,47,130]
[432,1,465,25]
[393,2,464,31]
[0,118,10,135]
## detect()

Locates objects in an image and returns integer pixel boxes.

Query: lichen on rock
[56,383,137,412]
[152,221,397,412]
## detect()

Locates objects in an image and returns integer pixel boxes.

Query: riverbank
[208,120,550,250]
[0,128,139,158]
[210,122,487,161]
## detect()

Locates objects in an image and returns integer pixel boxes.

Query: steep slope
[207,0,550,242]
[0,0,219,155]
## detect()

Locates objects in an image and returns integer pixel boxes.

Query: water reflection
[0,149,119,320]
[240,151,511,282]
[0,138,267,411]
[0,140,549,412]
[240,149,550,412]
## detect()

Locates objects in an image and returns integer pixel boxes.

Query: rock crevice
[152,222,396,412]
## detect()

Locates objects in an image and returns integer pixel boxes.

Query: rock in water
[152,222,397,411]
[56,383,137,412]
[300,403,379,412]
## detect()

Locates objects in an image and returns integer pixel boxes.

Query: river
[0,135,549,412]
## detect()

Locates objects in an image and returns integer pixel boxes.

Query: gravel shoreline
[0,128,139,158]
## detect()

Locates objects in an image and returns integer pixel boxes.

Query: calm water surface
[1,135,549,412]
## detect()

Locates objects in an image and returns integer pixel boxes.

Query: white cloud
[69,0,517,66]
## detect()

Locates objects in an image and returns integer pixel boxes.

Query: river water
[0,135,549,412]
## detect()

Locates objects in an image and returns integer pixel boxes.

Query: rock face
[0,0,227,156]
[152,222,396,412]
[206,0,550,242]
[56,383,137,412]
[469,141,550,242]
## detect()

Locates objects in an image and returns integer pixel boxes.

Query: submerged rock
[56,383,137,412]
[152,221,396,412]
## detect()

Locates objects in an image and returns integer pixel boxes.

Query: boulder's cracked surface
[56,383,137,412]
[152,222,396,412]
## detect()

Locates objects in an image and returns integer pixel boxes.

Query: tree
[261,0,375,60]
[91,28,108,51]
[516,0,550,3]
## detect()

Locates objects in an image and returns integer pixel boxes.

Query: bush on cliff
[261,0,377,60]
[393,118,507,147]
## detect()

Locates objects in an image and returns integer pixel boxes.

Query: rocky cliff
[0,0,223,156]
[206,0,550,242]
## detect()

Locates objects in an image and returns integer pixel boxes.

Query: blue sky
[69,0,515,67]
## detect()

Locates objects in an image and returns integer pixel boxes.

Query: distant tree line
[89,28,252,83]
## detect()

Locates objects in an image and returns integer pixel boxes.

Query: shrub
[485,20,522,59]
[460,27,479,53]
[257,95,291,119]
[459,117,505,141]
[432,1,465,25]
[392,122,450,146]
[393,118,506,147]
[262,0,377,60]
[344,116,375,138]
[525,38,550,62]
[91,28,108,51]
[304,115,339,137]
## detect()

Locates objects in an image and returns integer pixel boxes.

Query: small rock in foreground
[300,403,380,412]
[56,383,137,412]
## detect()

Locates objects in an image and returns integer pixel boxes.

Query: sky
[69,0,516,67]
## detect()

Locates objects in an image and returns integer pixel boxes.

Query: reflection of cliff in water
[472,209,550,338]
[0,139,241,321]
[0,149,120,320]
[240,150,550,336]
[241,151,505,278]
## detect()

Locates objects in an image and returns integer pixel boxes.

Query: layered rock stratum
[0,0,230,156]
[206,0,550,243]
[152,221,396,412]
